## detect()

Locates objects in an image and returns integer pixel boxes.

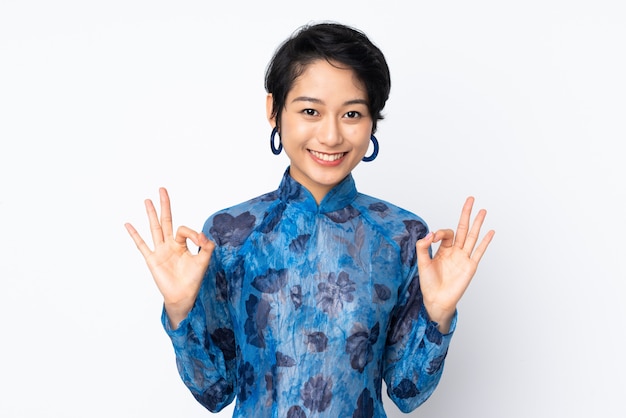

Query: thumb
[415,231,434,269]
[197,233,215,265]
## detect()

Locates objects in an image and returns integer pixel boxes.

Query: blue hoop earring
[270,127,282,155]
[362,135,379,162]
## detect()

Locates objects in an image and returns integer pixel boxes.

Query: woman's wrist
[164,300,195,330]
[424,302,456,334]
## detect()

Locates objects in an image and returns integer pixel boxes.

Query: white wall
[1,1,624,417]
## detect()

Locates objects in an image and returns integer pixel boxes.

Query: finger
[415,231,434,270]
[470,229,495,263]
[159,188,174,240]
[454,196,474,248]
[124,222,153,259]
[463,208,487,253]
[196,233,216,265]
[434,228,455,248]
[179,229,215,269]
[145,198,164,245]
[174,225,202,248]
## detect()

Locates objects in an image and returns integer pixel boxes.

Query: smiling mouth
[309,150,346,162]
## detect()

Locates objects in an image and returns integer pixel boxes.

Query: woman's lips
[309,150,346,162]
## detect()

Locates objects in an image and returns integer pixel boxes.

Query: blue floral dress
[163,169,456,417]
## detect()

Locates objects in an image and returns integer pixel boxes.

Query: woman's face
[267,59,373,203]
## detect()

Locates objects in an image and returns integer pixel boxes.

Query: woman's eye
[303,109,318,116]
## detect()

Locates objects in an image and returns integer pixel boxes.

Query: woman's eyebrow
[344,98,369,106]
[290,96,368,106]
[291,96,323,104]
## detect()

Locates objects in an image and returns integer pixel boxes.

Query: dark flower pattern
[290,285,302,309]
[316,271,356,316]
[210,211,256,246]
[252,268,288,293]
[373,283,391,302]
[353,388,374,418]
[345,322,380,372]
[386,275,422,346]
[373,364,383,401]
[368,202,389,216]
[426,351,448,374]
[279,174,304,202]
[287,405,307,418]
[229,258,246,298]
[425,321,443,345]
[238,361,256,402]
[305,332,328,352]
[397,219,427,266]
[244,294,270,348]
[276,351,296,367]
[289,234,311,253]
[260,191,278,202]
[210,327,236,361]
[191,377,233,412]
[392,378,420,399]
[259,202,286,234]
[166,170,453,416]
[325,205,361,223]
[215,269,227,301]
[301,374,333,413]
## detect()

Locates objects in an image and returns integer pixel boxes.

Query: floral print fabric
[163,169,456,417]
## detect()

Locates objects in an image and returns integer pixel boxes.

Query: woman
[125,22,494,417]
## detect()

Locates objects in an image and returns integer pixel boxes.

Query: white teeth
[310,150,345,161]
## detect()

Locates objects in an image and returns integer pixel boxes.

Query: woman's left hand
[415,197,495,333]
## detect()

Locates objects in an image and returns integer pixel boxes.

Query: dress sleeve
[382,263,457,413]
[161,247,238,412]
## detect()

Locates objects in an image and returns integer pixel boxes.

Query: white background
[1,1,625,417]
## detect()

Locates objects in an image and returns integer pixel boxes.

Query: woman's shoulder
[354,193,429,267]
[201,189,280,245]
[212,189,280,218]
[354,192,429,235]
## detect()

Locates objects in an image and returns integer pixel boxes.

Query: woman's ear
[266,94,276,128]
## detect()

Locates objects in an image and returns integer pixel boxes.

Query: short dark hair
[264,22,391,133]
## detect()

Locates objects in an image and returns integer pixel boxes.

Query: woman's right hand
[125,187,215,329]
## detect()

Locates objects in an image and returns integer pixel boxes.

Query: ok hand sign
[416,197,495,333]
[125,188,214,329]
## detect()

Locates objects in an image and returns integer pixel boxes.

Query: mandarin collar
[277,167,357,214]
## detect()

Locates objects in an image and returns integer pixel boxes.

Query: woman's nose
[317,118,343,146]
